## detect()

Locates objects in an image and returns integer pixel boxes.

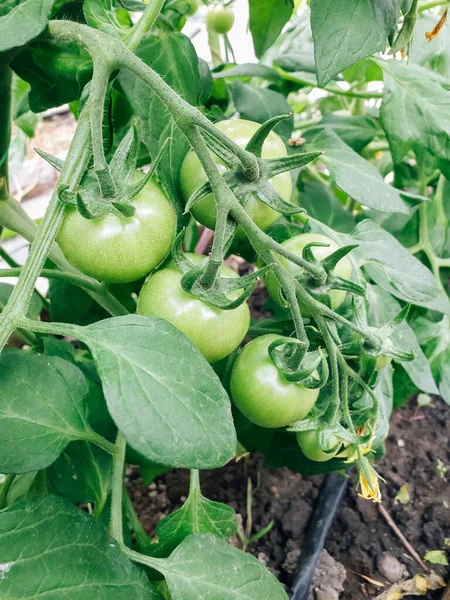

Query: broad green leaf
[231,80,293,140]
[412,314,450,405]
[148,488,237,557]
[410,15,450,80]
[298,182,355,233]
[47,440,112,508]
[353,220,450,315]
[4,470,50,506]
[367,284,439,395]
[11,36,92,112]
[84,0,129,32]
[303,129,408,214]
[310,0,400,87]
[311,114,380,152]
[0,0,54,52]
[79,316,236,469]
[371,366,393,451]
[0,282,42,319]
[11,75,38,138]
[118,32,200,209]
[248,0,294,58]
[379,59,450,164]
[0,352,97,473]
[0,495,162,599]
[156,533,287,599]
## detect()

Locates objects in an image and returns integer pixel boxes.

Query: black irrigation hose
[290,471,350,600]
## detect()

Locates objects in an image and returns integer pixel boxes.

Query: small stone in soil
[377,552,407,583]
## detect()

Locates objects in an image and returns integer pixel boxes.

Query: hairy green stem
[110,431,126,543]
[418,0,449,11]
[0,111,93,350]
[124,0,165,52]
[276,68,383,99]
[0,267,109,292]
[0,61,12,201]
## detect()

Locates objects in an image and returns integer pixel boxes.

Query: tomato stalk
[110,431,127,544]
[0,61,12,202]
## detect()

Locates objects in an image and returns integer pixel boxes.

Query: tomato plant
[0,0,449,598]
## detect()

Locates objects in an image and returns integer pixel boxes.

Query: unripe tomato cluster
[57,118,363,463]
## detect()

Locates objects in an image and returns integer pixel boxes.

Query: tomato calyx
[44,124,169,220]
[171,231,272,310]
[185,117,321,221]
[341,303,415,371]
[268,336,329,387]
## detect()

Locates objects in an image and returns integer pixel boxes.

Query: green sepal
[57,185,76,207]
[379,303,411,337]
[245,115,292,157]
[268,337,329,387]
[35,148,64,172]
[265,151,322,177]
[254,182,304,215]
[301,240,329,263]
[328,274,366,298]
[184,180,213,214]
[200,126,241,168]
[320,244,359,272]
[95,166,117,199]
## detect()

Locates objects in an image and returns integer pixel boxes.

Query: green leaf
[47,440,112,508]
[424,550,449,566]
[156,533,288,599]
[311,114,380,152]
[412,314,450,405]
[11,36,93,112]
[4,470,50,506]
[367,284,439,395]
[299,182,355,233]
[0,495,162,599]
[248,0,294,58]
[0,352,97,473]
[371,366,393,451]
[0,282,42,319]
[303,129,408,214]
[118,32,200,209]
[310,0,400,87]
[84,0,129,32]
[148,490,237,557]
[231,80,293,141]
[353,220,450,315]
[80,316,236,469]
[379,59,450,164]
[0,0,54,52]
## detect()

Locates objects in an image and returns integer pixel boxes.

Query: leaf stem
[123,0,166,52]
[0,473,15,509]
[418,0,449,11]
[0,61,12,201]
[110,431,127,543]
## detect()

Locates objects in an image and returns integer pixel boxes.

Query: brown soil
[127,397,450,599]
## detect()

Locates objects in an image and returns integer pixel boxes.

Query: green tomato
[137,254,250,363]
[230,334,319,428]
[185,0,198,15]
[180,119,293,235]
[296,430,340,462]
[265,233,352,316]
[58,176,176,283]
[206,5,235,34]
[376,354,392,371]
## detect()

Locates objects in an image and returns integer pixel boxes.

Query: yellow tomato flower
[358,470,382,503]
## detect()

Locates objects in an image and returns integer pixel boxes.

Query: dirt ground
[127,397,450,599]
